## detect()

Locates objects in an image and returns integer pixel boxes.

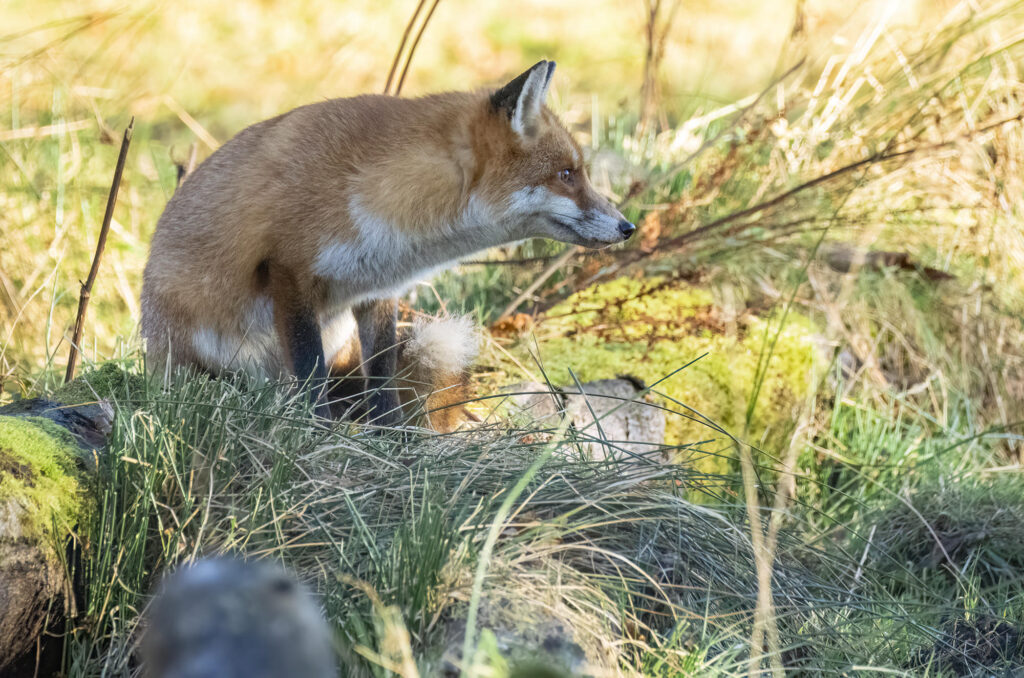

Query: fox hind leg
[354,297,402,427]
[285,308,329,417]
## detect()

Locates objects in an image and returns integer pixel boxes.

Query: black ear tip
[491,60,556,115]
[530,60,556,78]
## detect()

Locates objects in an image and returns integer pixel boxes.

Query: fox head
[475,60,635,248]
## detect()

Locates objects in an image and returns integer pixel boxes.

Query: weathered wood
[0,511,66,677]
[0,398,112,456]
[500,378,667,462]
[564,378,667,462]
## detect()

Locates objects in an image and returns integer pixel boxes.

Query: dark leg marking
[267,261,330,419]
[354,297,401,427]
[286,308,330,419]
[288,308,327,385]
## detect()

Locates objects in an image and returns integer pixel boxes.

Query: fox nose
[617,219,636,240]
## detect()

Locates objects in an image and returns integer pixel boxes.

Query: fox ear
[491,60,556,139]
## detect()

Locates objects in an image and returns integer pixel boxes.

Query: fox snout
[618,219,637,239]
[522,190,635,249]
[570,193,635,248]
[603,199,636,242]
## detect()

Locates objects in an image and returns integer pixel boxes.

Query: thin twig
[460,254,562,267]
[671,109,1023,248]
[581,109,1024,289]
[496,246,578,321]
[394,0,442,96]
[383,0,428,94]
[65,118,133,383]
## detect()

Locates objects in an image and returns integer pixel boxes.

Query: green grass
[44,360,1021,676]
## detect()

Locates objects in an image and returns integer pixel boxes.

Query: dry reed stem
[395,0,442,96]
[383,0,428,95]
[384,0,443,97]
[65,117,133,383]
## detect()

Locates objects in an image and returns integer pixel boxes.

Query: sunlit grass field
[0,0,966,379]
[3,0,1024,675]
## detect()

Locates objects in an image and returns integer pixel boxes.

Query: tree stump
[499,378,667,463]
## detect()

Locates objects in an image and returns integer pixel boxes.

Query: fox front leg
[354,297,402,427]
[267,262,331,418]
[285,308,332,419]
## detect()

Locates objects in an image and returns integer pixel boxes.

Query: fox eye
[558,168,575,185]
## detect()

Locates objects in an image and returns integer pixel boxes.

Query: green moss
[53,362,146,405]
[0,416,89,547]
[518,277,822,473]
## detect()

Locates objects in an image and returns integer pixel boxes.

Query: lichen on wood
[0,410,97,672]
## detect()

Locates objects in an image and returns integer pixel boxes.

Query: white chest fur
[312,194,509,308]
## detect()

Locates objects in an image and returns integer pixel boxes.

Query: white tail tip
[403,315,479,376]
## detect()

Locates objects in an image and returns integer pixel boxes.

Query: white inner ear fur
[511,65,553,138]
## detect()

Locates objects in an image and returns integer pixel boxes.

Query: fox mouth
[546,216,617,248]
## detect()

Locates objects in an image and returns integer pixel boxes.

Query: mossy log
[0,397,111,673]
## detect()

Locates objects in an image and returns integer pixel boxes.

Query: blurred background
[0,0,986,379]
[1,0,944,127]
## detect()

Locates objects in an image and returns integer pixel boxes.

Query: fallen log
[0,397,111,674]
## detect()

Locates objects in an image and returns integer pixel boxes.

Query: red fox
[141,61,635,425]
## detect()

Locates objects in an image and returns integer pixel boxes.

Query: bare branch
[65,118,133,384]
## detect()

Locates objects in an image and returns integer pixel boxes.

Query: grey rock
[142,558,338,678]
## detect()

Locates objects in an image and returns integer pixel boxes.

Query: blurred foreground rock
[499,378,667,462]
[0,397,111,675]
[143,558,338,678]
